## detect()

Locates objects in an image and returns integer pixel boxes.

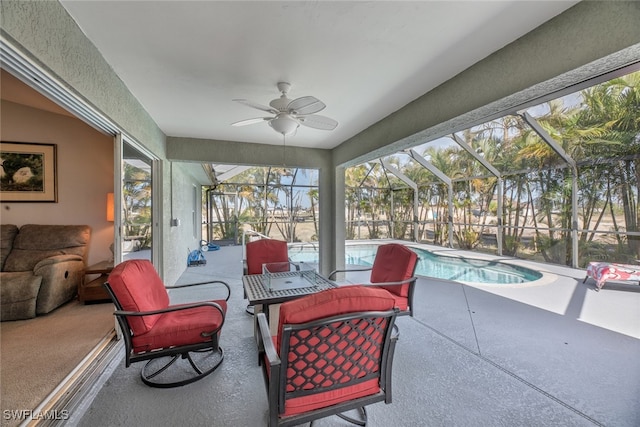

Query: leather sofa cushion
[0,224,19,271]
[0,272,42,321]
[3,224,90,272]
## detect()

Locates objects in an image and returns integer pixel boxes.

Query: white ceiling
[60,1,579,150]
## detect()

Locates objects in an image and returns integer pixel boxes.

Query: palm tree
[420,146,456,245]
[576,72,640,260]
[122,162,152,249]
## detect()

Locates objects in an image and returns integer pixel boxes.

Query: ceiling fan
[232,82,338,136]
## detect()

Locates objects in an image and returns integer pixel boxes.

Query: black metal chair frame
[103,279,230,388]
[257,308,399,427]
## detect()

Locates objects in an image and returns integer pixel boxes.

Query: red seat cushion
[386,292,409,311]
[131,300,227,353]
[370,244,418,298]
[107,260,169,335]
[283,379,381,416]
[276,285,396,416]
[245,239,289,275]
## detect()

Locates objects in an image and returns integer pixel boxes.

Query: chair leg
[140,347,224,388]
[392,323,400,336]
[336,407,367,426]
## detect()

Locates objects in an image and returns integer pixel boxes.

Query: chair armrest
[257,311,281,423]
[256,312,280,366]
[166,280,231,301]
[328,266,373,280]
[115,301,225,319]
[33,254,83,271]
[368,276,417,287]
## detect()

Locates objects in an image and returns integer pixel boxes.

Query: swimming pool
[288,244,542,284]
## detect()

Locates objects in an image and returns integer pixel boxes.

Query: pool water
[288,244,542,284]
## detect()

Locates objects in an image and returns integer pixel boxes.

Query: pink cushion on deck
[586,261,640,289]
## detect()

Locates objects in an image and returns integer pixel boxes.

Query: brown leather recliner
[1,224,91,321]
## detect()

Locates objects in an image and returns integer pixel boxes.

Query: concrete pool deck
[74,241,640,426]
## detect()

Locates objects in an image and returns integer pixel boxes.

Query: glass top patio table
[243,269,337,307]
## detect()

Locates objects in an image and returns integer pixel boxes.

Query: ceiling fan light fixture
[269,113,299,136]
[232,82,337,136]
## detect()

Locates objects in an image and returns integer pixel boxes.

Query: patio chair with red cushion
[104,259,229,388]
[244,238,290,275]
[243,238,290,314]
[329,243,419,317]
[256,285,400,427]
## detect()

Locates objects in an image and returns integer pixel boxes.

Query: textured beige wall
[0,0,187,282]
[0,100,114,266]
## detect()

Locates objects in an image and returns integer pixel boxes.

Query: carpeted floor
[1,300,114,427]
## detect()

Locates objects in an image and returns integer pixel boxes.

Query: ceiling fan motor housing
[276,82,291,94]
[270,81,293,110]
[269,96,291,111]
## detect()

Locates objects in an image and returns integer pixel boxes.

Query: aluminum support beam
[521,112,579,268]
[380,159,419,241]
[451,135,503,254]
[408,149,454,247]
[452,134,502,177]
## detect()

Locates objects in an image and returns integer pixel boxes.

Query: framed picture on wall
[0,142,58,202]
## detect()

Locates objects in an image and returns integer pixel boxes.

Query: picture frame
[0,142,58,202]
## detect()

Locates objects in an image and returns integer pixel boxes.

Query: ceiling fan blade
[231,117,271,127]
[287,96,326,115]
[233,99,278,114]
[298,114,338,131]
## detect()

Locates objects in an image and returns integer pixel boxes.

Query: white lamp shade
[269,113,299,136]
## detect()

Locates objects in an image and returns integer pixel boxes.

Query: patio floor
[72,242,640,426]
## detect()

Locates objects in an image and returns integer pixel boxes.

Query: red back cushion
[245,239,288,275]
[370,244,418,297]
[278,285,395,350]
[107,259,170,335]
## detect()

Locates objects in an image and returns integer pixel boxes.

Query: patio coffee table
[243,269,337,337]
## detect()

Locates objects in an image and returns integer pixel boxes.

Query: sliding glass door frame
[114,133,161,270]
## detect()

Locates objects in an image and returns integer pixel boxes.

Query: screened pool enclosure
[203,68,640,269]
